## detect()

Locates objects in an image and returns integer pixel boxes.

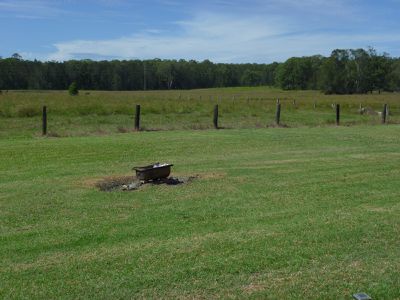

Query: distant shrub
[68,82,79,96]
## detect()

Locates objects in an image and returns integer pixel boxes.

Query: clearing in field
[0,87,399,137]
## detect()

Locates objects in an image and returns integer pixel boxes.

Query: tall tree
[0,49,398,93]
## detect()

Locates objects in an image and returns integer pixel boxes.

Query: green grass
[0,87,399,137]
[1,126,399,298]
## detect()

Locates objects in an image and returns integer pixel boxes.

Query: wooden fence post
[336,104,340,126]
[382,104,388,124]
[213,105,219,129]
[135,104,141,131]
[276,103,281,125]
[42,106,47,136]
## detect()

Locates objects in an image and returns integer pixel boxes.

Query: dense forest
[1,48,399,94]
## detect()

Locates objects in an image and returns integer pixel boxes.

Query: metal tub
[133,163,173,181]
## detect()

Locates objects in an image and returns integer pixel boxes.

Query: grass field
[0,87,399,138]
[1,125,399,298]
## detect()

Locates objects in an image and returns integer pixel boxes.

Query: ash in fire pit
[120,176,196,191]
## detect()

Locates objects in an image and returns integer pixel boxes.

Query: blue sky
[1,0,400,63]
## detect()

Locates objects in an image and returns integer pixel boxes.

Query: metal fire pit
[133,163,173,182]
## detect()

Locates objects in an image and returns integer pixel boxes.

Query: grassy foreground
[1,126,400,299]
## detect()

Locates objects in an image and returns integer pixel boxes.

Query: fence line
[42,106,47,136]
[38,102,393,136]
[135,105,141,131]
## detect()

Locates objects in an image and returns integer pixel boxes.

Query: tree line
[0,48,399,94]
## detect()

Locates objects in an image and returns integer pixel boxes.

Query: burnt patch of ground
[95,176,135,192]
[95,176,197,192]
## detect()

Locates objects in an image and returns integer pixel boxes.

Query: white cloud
[45,10,400,63]
[47,13,290,62]
[17,0,392,62]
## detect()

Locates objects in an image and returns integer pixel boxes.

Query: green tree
[241,69,262,86]
[11,53,22,60]
[276,57,316,90]
[321,49,351,94]
[387,59,400,91]
[156,61,176,89]
[0,50,398,92]
[68,82,79,96]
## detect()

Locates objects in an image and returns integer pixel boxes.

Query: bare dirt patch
[81,171,225,192]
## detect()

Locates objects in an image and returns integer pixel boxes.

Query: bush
[68,82,79,96]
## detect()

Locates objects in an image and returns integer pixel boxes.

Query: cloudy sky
[1,0,400,63]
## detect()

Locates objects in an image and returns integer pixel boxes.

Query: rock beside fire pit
[121,181,142,191]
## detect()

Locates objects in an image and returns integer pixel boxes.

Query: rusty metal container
[133,163,173,182]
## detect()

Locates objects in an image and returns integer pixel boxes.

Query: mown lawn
[1,126,399,299]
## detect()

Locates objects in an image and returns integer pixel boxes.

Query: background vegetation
[0,87,399,138]
[1,48,400,94]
